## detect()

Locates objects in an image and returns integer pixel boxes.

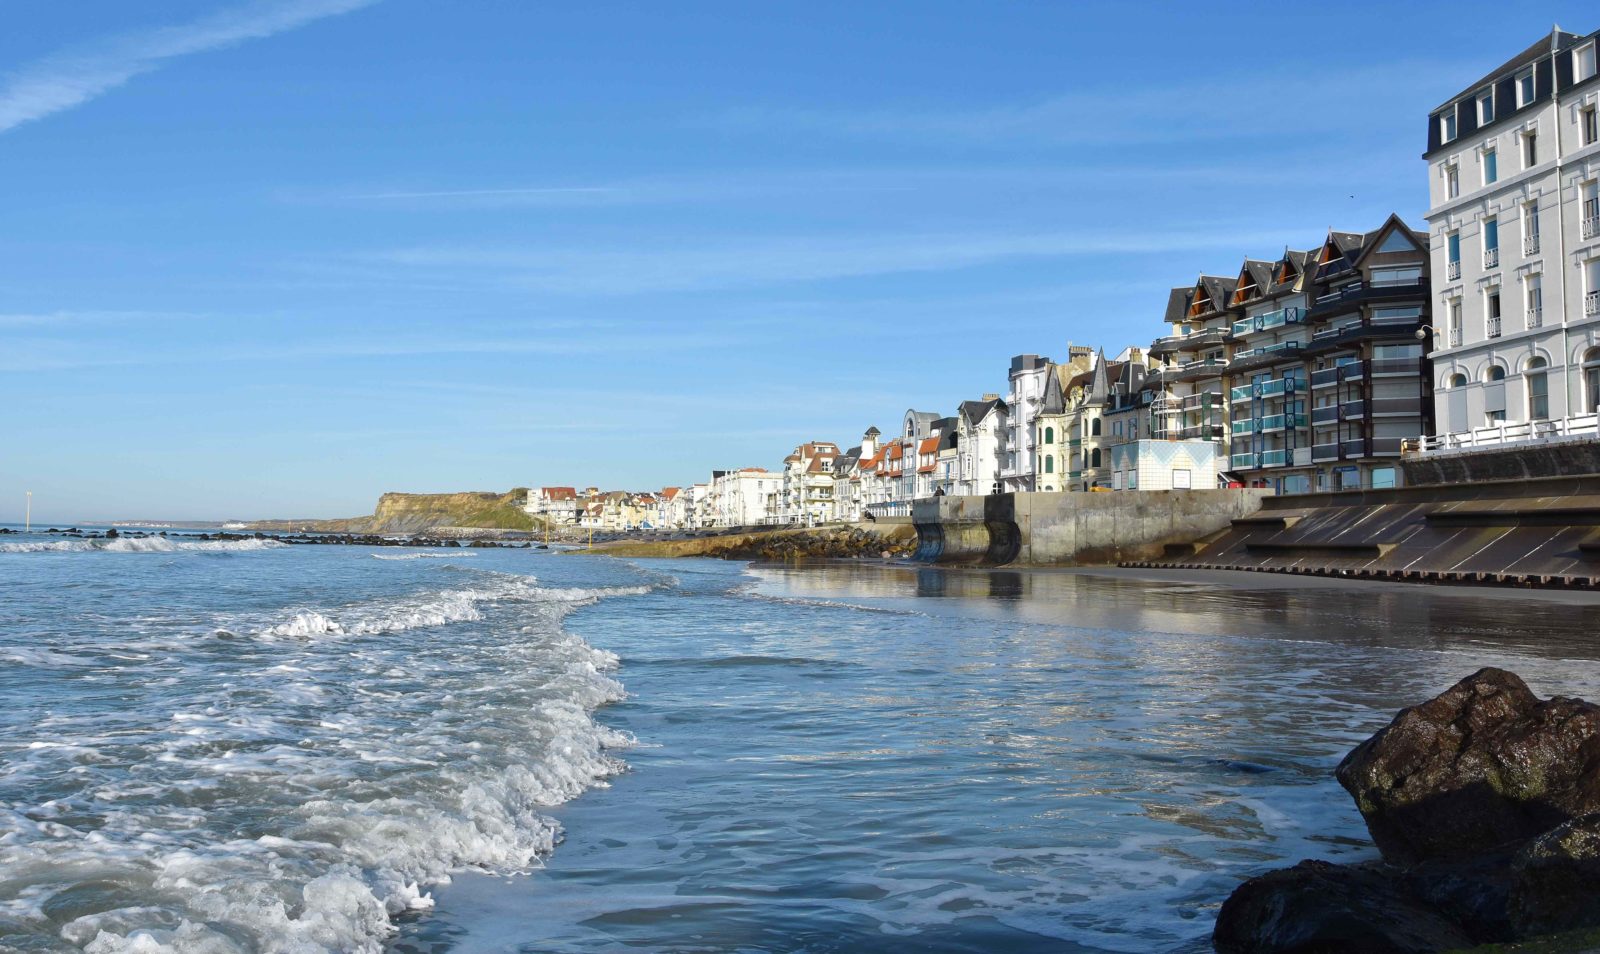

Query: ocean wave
[371,551,478,560]
[1,572,638,953]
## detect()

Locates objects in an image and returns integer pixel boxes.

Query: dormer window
[1477,88,1495,125]
[1576,41,1598,83]
[1440,108,1458,143]
[1516,67,1535,108]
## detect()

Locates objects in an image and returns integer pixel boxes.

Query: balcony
[1312,442,1340,462]
[1231,377,1299,403]
[1231,419,1257,436]
[1341,438,1369,458]
[1176,357,1229,381]
[1261,413,1308,432]
[1232,306,1304,337]
[1230,452,1260,470]
[1260,448,1290,468]
[1414,412,1600,455]
[1528,307,1543,329]
[1310,367,1340,389]
[1311,405,1340,425]
[1340,361,1367,383]
[1449,327,1463,347]
[1371,357,1422,377]
[1488,315,1501,338]
[1230,384,1253,402]
[1179,423,1223,441]
[1148,333,1187,356]
[1588,291,1600,317]
[1174,327,1229,352]
[1370,398,1422,417]
[1484,247,1500,268]
[1584,215,1600,240]
[1447,260,1461,281]
[1180,390,1223,410]
[1341,400,1367,419]
[1371,437,1405,456]
[1525,234,1540,255]
[1314,280,1363,306]
[1231,340,1304,372]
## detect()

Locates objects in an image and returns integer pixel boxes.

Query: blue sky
[2,1,1593,521]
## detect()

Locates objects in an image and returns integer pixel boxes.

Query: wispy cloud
[0,0,378,135]
[353,225,1296,295]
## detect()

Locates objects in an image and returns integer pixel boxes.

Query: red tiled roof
[541,487,577,500]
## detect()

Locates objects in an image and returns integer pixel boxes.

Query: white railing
[1487,315,1501,338]
[1584,214,1600,240]
[1448,327,1462,347]
[1588,291,1600,317]
[1527,307,1542,329]
[1484,248,1499,268]
[1447,260,1461,281]
[1525,234,1540,255]
[1413,412,1600,454]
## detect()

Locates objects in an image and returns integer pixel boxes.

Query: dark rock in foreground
[1215,669,1600,953]
[1335,668,1600,865]
[1212,860,1476,954]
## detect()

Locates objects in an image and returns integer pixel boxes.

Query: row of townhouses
[525,27,1600,531]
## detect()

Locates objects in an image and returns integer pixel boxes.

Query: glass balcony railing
[1230,452,1260,470]
[1260,448,1290,467]
[1232,306,1303,336]
[1261,413,1307,432]
[1231,419,1256,436]
[1230,384,1253,402]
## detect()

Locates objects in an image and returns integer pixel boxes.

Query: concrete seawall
[913,490,1271,566]
[1129,475,1600,589]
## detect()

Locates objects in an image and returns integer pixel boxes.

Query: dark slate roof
[1442,31,1578,110]
[1196,276,1238,315]
[1039,366,1065,415]
[1163,287,1193,324]
[959,398,1005,428]
[1087,352,1111,403]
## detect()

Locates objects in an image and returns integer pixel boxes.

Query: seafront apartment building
[1422,27,1600,452]
[1143,216,1431,493]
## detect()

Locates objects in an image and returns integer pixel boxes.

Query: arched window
[1090,448,1102,468]
[1448,372,1467,389]
[1044,426,1054,444]
[1526,356,1549,420]
[1584,348,1600,414]
[1090,418,1101,436]
[1485,365,1506,382]
[1044,456,1054,474]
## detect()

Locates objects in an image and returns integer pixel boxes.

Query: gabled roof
[1232,260,1275,304]
[1187,275,1238,317]
[1163,287,1194,324]
[959,397,1006,428]
[541,486,578,500]
[917,437,940,454]
[1350,213,1427,270]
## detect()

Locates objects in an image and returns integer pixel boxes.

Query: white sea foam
[0,566,645,954]
[371,551,478,560]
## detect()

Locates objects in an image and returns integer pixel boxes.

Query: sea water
[2,534,1598,953]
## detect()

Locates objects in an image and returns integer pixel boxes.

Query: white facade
[1424,30,1600,451]
[999,355,1053,493]
[708,469,781,527]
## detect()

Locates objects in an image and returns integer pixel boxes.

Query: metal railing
[1447,260,1461,280]
[1525,234,1540,255]
[1180,391,1223,409]
[1369,398,1422,416]
[1310,367,1340,388]
[1487,314,1501,338]
[1484,248,1499,268]
[1449,327,1462,347]
[1315,280,1363,305]
[1311,406,1340,425]
[1527,307,1542,329]
[1584,214,1600,240]
[1341,400,1367,419]
[1413,412,1600,454]
[1588,291,1600,317]
[1311,442,1340,462]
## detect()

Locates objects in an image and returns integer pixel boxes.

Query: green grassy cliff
[247,489,538,534]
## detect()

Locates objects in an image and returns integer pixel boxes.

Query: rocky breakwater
[590,524,916,561]
[1214,668,1600,952]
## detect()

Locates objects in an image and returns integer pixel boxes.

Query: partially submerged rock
[1335,668,1600,864]
[1212,860,1476,954]
[1215,670,1600,952]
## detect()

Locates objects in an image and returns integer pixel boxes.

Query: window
[1483,217,1498,267]
[1441,109,1458,143]
[1526,357,1549,420]
[1448,372,1467,388]
[1584,106,1598,147]
[1127,471,1138,490]
[1446,163,1460,199]
[1486,290,1502,338]
[1484,148,1498,185]
[1517,68,1535,107]
[1447,231,1461,278]
[1578,42,1598,83]
[1448,299,1462,347]
[1584,348,1600,414]
[1524,201,1540,254]
[1526,275,1543,328]
[1370,468,1397,490]
[1113,421,1123,437]
[1523,130,1537,168]
[1044,456,1054,474]
[1478,89,1495,125]
[1090,418,1101,437]
[1371,266,1423,286]
[1043,426,1054,444]
[1090,448,1101,468]
[1585,182,1600,239]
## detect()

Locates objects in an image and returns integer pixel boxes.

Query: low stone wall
[912,490,1271,566]
[1402,438,1600,485]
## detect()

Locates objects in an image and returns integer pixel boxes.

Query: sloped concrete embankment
[912,490,1271,566]
[1129,475,1600,589]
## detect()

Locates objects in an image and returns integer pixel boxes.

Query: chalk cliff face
[247,489,535,533]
